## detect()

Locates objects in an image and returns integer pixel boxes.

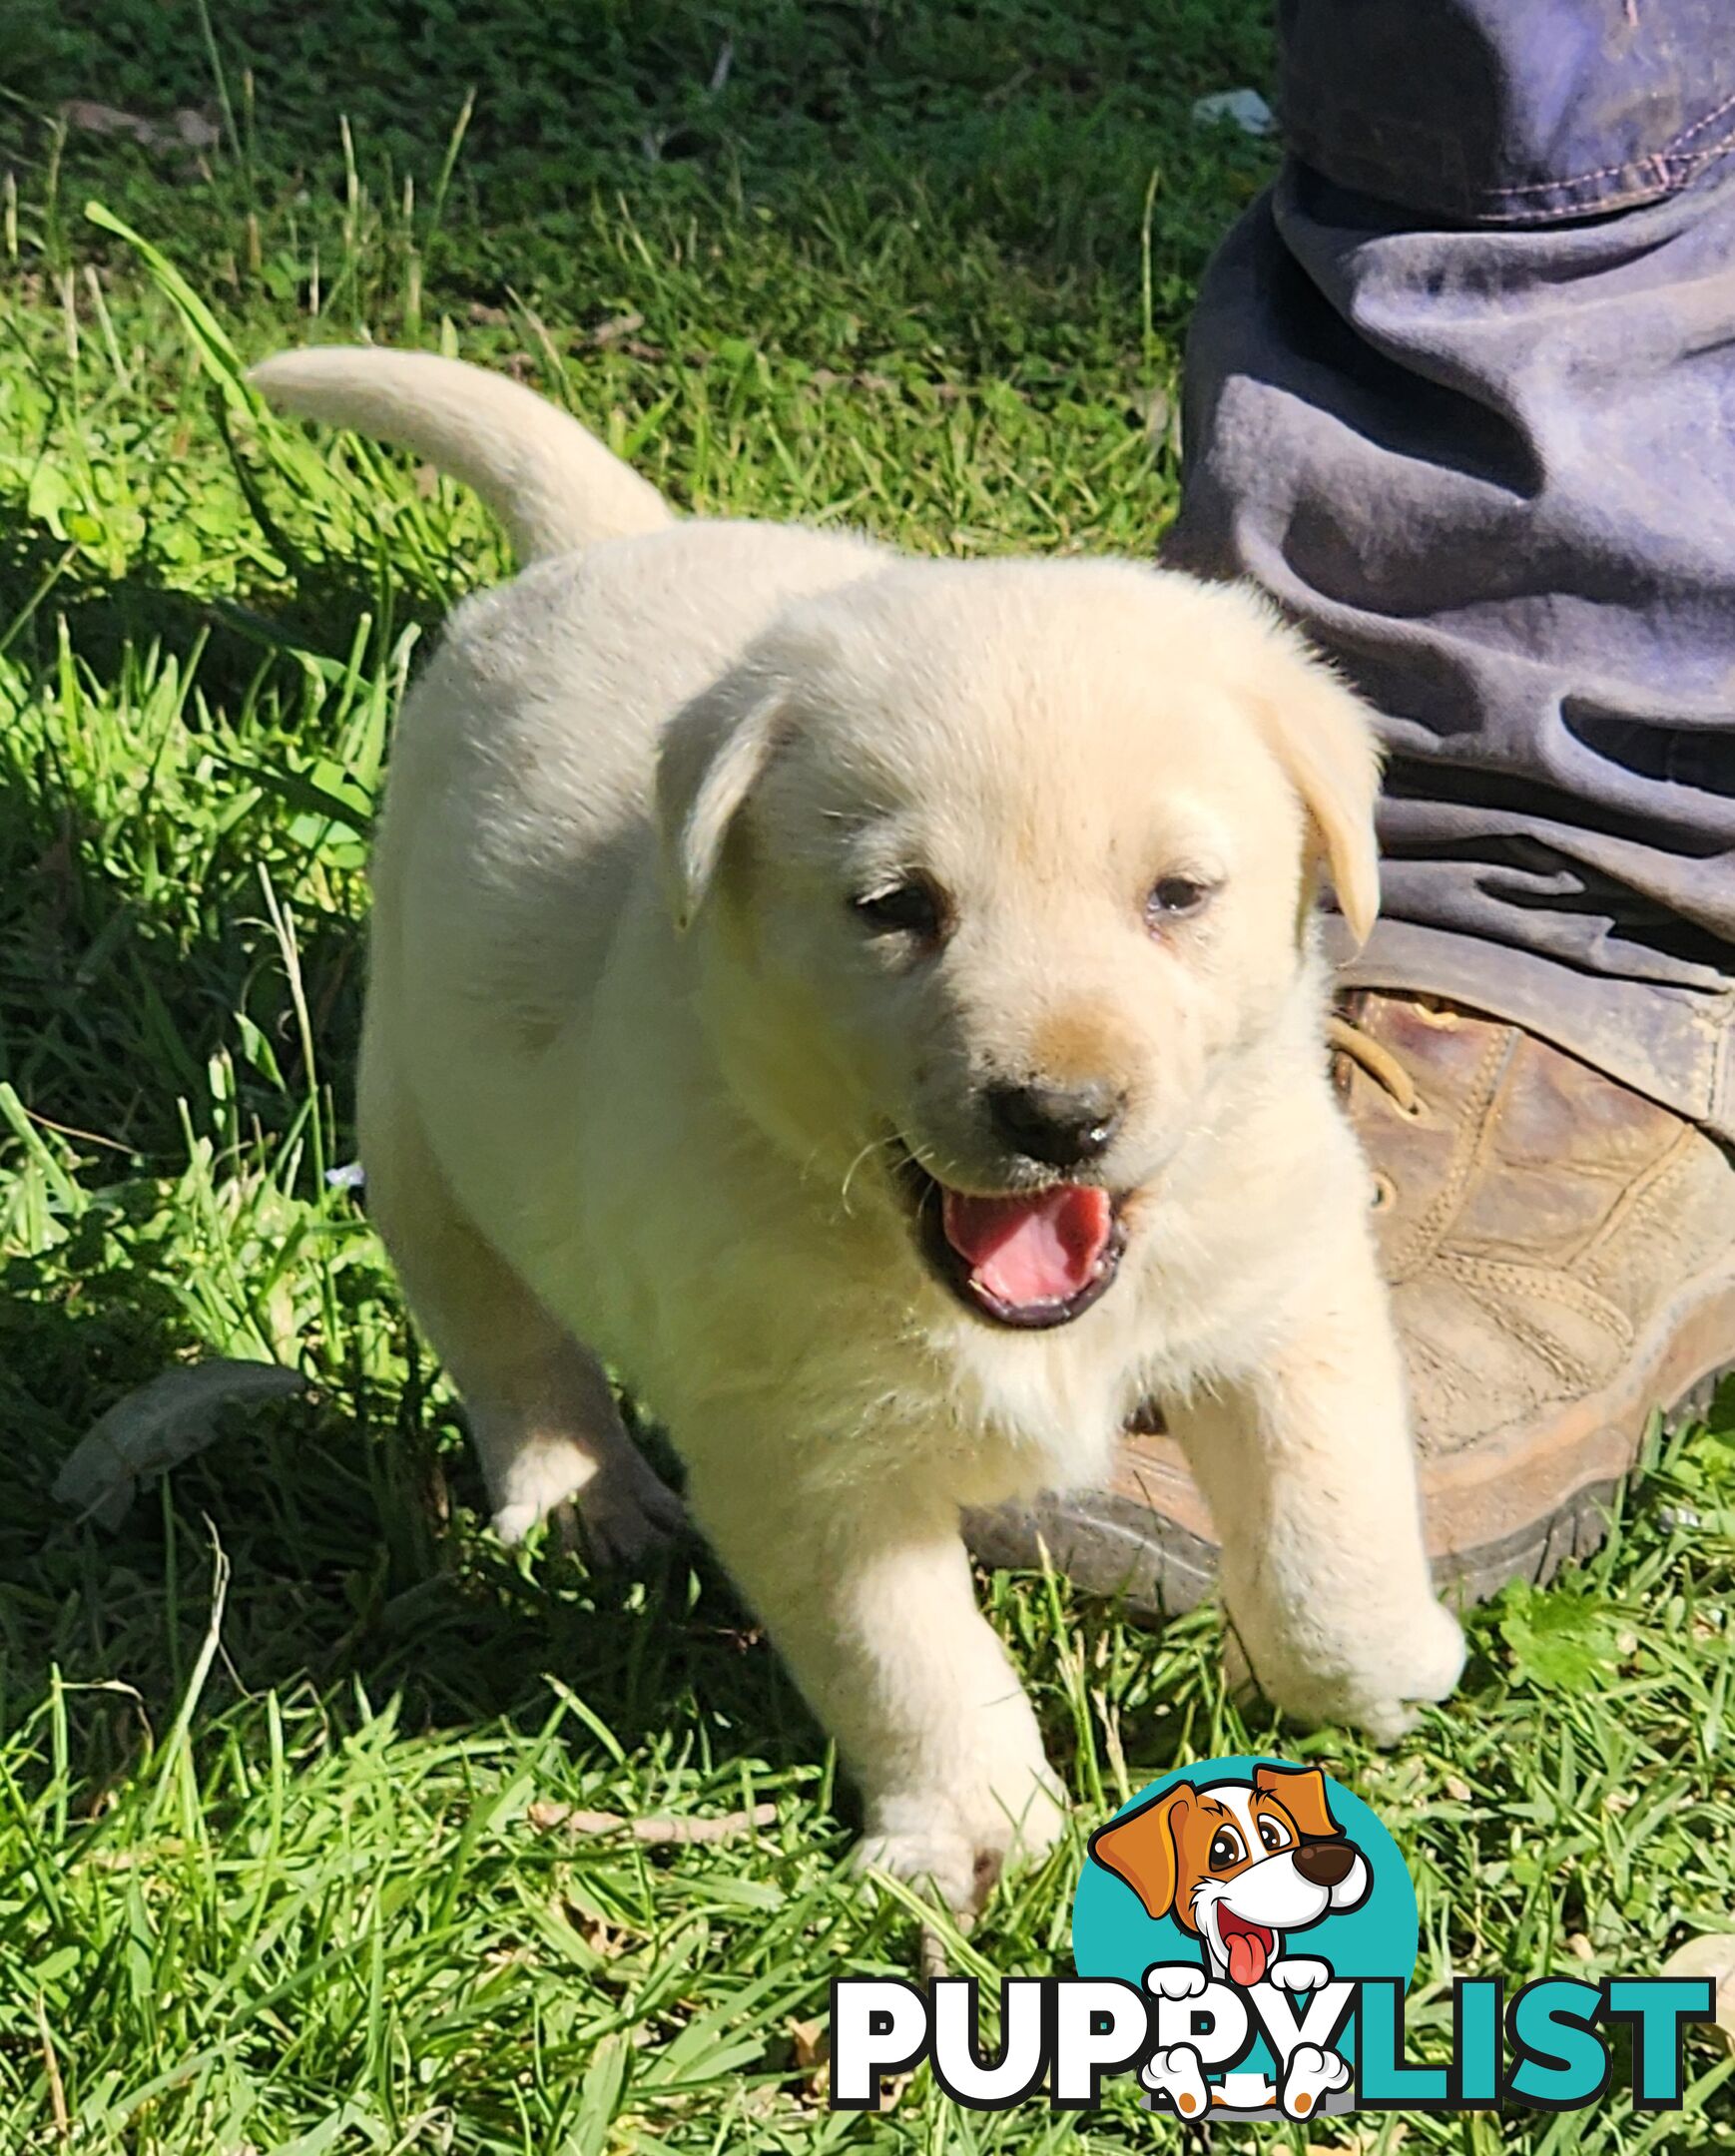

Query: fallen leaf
[1191,88,1275,138]
[1661,1934,1735,2055]
[790,2015,830,2102]
[877,2071,912,2112]
[61,100,221,156]
[53,1362,306,1528]
[575,1910,624,1956]
[173,109,220,151]
[62,100,157,144]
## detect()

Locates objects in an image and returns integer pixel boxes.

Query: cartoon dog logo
[1089,1764,1370,2119]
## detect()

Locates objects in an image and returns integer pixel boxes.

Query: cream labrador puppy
[254,349,1464,1910]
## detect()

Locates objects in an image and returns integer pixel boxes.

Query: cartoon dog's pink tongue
[1220,1913,1274,1987]
[940,1185,1113,1310]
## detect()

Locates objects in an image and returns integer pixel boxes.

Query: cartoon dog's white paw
[1268,1956,1331,1992]
[1280,2042,1350,2120]
[1141,2043,1211,2119]
[1144,1962,1209,2002]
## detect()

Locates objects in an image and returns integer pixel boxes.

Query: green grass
[1,3,1733,2149]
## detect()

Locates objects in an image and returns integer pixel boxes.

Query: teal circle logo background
[1071,1756,1418,2077]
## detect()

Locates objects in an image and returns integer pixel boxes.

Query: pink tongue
[940,1185,1113,1309]
[1227,1931,1269,1987]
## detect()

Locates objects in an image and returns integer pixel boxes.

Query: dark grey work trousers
[1168,1,1735,1137]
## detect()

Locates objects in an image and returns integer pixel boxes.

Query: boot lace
[1327,1014,1421,1118]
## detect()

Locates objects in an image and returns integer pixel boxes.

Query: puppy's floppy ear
[1088,1784,1194,1921]
[655,660,791,931]
[1254,1764,1342,1841]
[1252,649,1383,949]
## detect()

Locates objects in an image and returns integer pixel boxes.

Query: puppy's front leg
[688,1455,1065,1911]
[1166,1208,1464,1743]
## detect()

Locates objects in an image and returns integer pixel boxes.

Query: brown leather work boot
[966,993,1735,1611]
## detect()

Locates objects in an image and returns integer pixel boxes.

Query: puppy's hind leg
[364,1098,683,1560]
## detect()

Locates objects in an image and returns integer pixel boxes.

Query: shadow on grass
[1,1231,818,1801]
[23,0,1275,313]
[0,523,415,1140]
[0,521,450,709]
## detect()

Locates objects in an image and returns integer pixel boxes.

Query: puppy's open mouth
[1216,1907,1277,1988]
[894,1151,1127,1330]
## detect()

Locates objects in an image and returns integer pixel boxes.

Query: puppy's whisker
[839,1136,888,1214]
[840,1131,910,1214]
[896,1132,943,1176]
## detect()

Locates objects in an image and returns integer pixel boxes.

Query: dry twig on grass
[525,1799,778,1845]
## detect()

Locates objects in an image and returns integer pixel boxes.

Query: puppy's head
[657,559,1379,1331]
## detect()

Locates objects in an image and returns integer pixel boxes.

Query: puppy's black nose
[985,1080,1124,1170]
[1294,1839,1358,1889]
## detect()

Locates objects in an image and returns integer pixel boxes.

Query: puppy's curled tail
[249,347,672,563]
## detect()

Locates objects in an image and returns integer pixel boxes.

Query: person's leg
[1169,118,1735,1129]
[971,0,1735,1611]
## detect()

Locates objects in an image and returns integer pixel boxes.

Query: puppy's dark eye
[1257,1816,1291,1853]
[1146,875,1213,925]
[852,877,945,943]
[1208,1827,1245,1870]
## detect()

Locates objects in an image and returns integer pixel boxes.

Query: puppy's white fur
[254,349,1464,1910]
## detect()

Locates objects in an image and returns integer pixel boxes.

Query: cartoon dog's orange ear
[1254,1764,1342,1841]
[1088,1785,1194,1920]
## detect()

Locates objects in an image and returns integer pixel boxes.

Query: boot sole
[963,1260,1735,1617]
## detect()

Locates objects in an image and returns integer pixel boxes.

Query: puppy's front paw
[856,1773,1066,1914]
[1234,1597,1465,1745]
[1338,1599,1466,1744]
[854,1821,984,1913]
